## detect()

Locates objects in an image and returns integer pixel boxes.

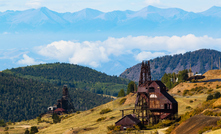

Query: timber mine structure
[56,85,75,113]
[135,61,178,124]
[117,61,178,128]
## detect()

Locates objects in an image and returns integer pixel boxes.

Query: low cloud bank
[37,34,221,67]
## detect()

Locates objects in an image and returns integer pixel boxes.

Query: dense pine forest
[3,63,129,96]
[0,72,112,122]
[120,49,221,82]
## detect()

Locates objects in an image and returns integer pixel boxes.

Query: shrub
[183,90,189,96]
[0,119,6,127]
[96,117,106,122]
[207,94,214,101]
[207,89,213,94]
[30,126,38,134]
[37,116,41,123]
[186,106,192,109]
[7,120,12,125]
[110,116,115,119]
[119,98,127,105]
[114,125,121,131]
[25,129,29,134]
[190,100,193,103]
[217,119,221,125]
[118,89,126,97]
[76,111,80,114]
[4,127,9,131]
[126,127,134,131]
[100,108,112,114]
[133,125,140,130]
[198,126,213,134]
[107,125,115,131]
[214,92,221,99]
[153,131,159,134]
[52,113,61,124]
[216,85,221,89]
[203,110,214,116]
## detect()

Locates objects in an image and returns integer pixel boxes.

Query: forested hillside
[120,49,221,81]
[0,72,112,122]
[3,63,129,96]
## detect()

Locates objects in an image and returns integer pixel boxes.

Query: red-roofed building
[54,108,66,115]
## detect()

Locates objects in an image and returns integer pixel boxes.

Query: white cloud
[37,34,221,68]
[25,0,42,8]
[135,51,165,61]
[144,0,160,5]
[17,54,43,65]
[37,40,109,67]
[3,32,10,35]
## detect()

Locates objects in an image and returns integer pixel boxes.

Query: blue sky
[1,0,221,75]
[0,0,221,13]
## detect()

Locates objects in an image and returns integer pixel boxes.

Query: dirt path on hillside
[14,125,31,128]
[158,127,168,134]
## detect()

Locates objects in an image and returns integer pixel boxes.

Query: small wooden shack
[115,114,141,130]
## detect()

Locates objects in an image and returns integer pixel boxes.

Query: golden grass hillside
[169,70,221,95]
[213,98,221,108]
[40,93,137,134]
[0,88,213,134]
[0,93,135,134]
[202,70,221,80]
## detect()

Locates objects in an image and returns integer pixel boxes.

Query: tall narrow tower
[57,85,75,112]
[139,61,151,86]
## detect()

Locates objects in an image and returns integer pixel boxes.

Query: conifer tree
[118,89,125,97]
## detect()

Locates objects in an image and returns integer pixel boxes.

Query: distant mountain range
[120,49,221,81]
[1,6,221,36]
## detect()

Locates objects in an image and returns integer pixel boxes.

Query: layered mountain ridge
[1,6,221,35]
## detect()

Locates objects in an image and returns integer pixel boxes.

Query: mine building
[115,114,141,130]
[115,61,178,130]
[48,85,75,113]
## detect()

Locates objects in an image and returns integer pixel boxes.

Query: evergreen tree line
[0,72,112,122]
[161,69,189,89]
[118,81,137,97]
[148,49,221,80]
[3,63,129,96]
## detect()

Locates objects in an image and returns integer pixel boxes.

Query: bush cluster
[96,117,106,122]
[100,108,112,114]
[186,106,192,109]
[206,92,221,101]
[203,110,221,116]
[216,85,221,89]
[52,113,61,124]
[119,98,127,105]
[24,126,38,134]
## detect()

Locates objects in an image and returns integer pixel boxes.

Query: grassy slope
[4,70,221,134]
[0,92,206,134]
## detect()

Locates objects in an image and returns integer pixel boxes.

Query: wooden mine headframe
[57,85,75,113]
[135,60,178,125]
[135,61,151,124]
